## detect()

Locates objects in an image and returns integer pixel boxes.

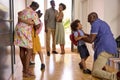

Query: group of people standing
[14,0,66,78]
[44,0,66,56]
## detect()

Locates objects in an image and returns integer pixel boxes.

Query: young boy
[70,19,91,74]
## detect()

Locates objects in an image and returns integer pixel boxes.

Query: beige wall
[14,0,26,26]
[104,0,120,38]
[26,0,33,6]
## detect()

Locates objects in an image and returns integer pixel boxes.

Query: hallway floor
[9,47,116,80]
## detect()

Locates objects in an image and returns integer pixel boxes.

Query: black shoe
[52,51,58,54]
[117,71,120,80]
[47,52,50,56]
[41,64,45,70]
[79,62,83,69]
[83,69,91,74]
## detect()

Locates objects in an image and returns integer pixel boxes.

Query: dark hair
[89,12,98,18]
[88,12,98,20]
[88,12,98,24]
[59,3,66,10]
[30,1,39,9]
[70,19,80,31]
[36,10,43,18]
[50,0,55,5]
[36,10,41,14]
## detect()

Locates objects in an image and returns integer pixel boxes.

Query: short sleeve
[74,31,78,38]
[91,22,99,34]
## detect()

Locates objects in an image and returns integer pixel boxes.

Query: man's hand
[82,36,88,38]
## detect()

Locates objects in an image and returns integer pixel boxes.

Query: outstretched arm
[75,35,88,41]
[82,34,97,43]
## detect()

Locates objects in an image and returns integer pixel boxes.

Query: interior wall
[81,0,89,33]
[14,0,26,26]
[26,0,33,6]
[73,0,88,31]
[88,0,104,19]
[73,0,81,20]
[104,0,120,38]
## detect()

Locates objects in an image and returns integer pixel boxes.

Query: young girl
[70,19,91,74]
[55,3,66,54]
[30,10,43,65]
[31,10,45,70]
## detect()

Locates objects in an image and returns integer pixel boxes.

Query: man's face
[88,15,92,23]
[51,1,55,7]
[88,15,94,25]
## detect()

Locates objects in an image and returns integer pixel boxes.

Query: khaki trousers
[46,28,56,52]
[92,51,117,80]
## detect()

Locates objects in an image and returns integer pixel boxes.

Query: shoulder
[55,9,58,12]
[46,8,52,11]
[74,31,78,35]
[92,19,101,28]
[45,8,53,14]
[93,19,101,25]
[45,8,49,13]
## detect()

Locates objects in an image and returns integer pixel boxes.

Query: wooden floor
[7,47,117,80]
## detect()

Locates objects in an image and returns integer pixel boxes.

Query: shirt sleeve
[91,22,99,34]
[74,31,78,38]
[44,9,49,21]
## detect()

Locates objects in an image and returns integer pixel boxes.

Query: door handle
[0,19,13,22]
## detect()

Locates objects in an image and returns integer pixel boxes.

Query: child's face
[77,22,82,30]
